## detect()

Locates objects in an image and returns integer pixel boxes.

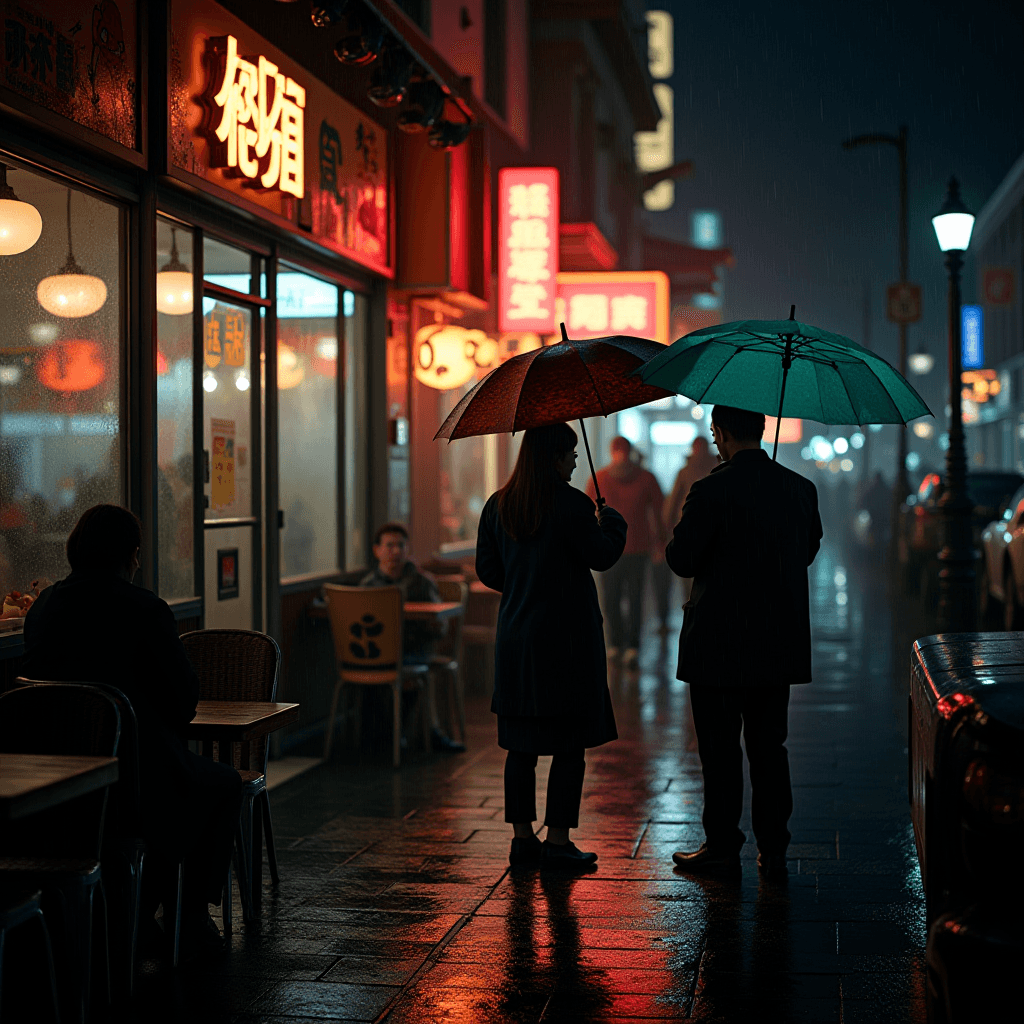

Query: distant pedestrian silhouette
[665,406,822,881]
[477,423,627,868]
[585,436,664,667]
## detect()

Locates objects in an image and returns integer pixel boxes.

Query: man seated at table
[22,503,242,957]
[360,522,464,752]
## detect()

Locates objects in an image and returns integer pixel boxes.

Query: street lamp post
[843,126,910,554]
[932,177,976,632]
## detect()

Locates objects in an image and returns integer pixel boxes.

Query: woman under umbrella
[476,423,627,867]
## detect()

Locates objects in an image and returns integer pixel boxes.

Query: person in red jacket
[586,436,665,667]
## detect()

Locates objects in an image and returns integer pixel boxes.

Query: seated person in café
[22,504,242,957]
[360,522,465,752]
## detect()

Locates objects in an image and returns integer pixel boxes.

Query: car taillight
[963,759,1024,826]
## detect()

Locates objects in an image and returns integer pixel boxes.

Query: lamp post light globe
[934,176,977,633]
[908,348,934,375]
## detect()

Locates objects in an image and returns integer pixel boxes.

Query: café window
[156,217,195,600]
[277,267,339,580]
[0,161,122,595]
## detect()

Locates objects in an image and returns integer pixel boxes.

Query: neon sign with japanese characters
[169,0,391,276]
[556,272,670,344]
[207,35,305,197]
[498,167,559,333]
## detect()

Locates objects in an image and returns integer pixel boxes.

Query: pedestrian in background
[663,436,719,607]
[477,423,627,868]
[666,406,822,881]
[586,436,664,667]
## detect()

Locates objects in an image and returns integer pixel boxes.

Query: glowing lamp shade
[278,343,305,389]
[909,349,934,375]
[413,324,476,390]
[932,178,975,252]
[37,340,106,392]
[0,164,42,255]
[37,272,107,318]
[155,229,193,315]
[469,332,498,369]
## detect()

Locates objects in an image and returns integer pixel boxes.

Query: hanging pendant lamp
[37,189,107,318]
[156,227,193,315]
[0,163,43,255]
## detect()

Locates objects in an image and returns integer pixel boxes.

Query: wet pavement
[133,542,928,1022]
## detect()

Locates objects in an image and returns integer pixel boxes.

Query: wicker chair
[0,682,120,1024]
[180,629,281,925]
[433,580,468,744]
[322,585,430,767]
[0,889,61,1022]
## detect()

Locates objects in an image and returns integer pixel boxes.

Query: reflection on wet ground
[133,542,927,1022]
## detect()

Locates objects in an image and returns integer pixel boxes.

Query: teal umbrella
[636,306,932,458]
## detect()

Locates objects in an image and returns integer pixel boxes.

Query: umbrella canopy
[435,324,672,501]
[636,308,932,457]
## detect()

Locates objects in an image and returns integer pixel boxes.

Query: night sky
[648,0,1024,476]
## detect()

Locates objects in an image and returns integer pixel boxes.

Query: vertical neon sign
[498,167,559,333]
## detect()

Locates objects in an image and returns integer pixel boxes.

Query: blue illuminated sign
[962,305,983,368]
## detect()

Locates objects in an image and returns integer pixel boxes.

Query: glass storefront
[0,161,122,594]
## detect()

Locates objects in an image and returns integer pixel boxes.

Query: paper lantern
[37,340,106,392]
[0,164,42,255]
[413,324,476,390]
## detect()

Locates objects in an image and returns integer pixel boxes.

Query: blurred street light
[909,346,935,375]
[932,177,976,631]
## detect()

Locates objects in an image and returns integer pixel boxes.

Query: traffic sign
[982,267,1015,306]
[887,282,922,323]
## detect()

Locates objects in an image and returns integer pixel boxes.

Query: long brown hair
[496,423,578,541]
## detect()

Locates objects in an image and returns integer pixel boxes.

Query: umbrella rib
[569,339,610,419]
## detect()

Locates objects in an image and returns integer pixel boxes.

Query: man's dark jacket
[22,572,202,853]
[476,482,627,721]
[666,448,822,686]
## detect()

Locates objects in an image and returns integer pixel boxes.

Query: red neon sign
[557,271,670,344]
[498,167,559,333]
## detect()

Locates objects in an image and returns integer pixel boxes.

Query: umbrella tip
[789,305,796,320]
[559,321,569,343]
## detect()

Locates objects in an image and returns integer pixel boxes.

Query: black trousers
[143,754,243,918]
[603,552,648,649]
[504,750,586,829]
[688,684,793,855]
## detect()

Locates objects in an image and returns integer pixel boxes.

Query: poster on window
[1,0,139,151]
[217,547,239,600]
[210,417,235,511]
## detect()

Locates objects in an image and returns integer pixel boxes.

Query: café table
[186,701,299,920]
[0,753,118,821]
[307,598,462,623]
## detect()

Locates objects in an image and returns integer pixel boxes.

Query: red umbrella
[435,323,672,504]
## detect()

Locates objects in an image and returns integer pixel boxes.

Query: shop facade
[0,1,395,737]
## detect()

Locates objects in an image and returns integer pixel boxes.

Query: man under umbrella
[665,405,822,880]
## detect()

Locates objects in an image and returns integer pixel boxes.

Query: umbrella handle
[578,418,605,509]
[773,340,793,461]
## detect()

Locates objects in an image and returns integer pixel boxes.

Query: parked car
[980,482,1024,628]
[910,634,1024,1022]
[900,470,1024,602]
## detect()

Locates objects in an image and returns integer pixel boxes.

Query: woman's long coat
[476,482,627,727]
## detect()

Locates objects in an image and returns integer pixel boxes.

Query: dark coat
[666,448,822,687]
[22,572,203,853]
[476,482,627,731]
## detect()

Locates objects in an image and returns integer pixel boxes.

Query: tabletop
[186,701,300,742]
[403,601,462,621]
[0,753,119,821]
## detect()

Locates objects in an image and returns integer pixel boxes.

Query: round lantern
[37,340,106,392]
[0,164,42,255]
[468,331,498,369]
[413,324,476,390]
[278,343,305,389]
[36,189,106,318]
[155,229,193,315]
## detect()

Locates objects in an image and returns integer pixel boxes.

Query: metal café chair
[322,584,430,767]
[433,579,468,745]
[180,629,282,926]
[0,889,61,1023]
[0,683,120,1024]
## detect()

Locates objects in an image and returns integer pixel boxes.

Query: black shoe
[431,727,466,753]
[757,852,788,882]
[672,844,741,878]
[542,840,598,868]
[509,835,543,866]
